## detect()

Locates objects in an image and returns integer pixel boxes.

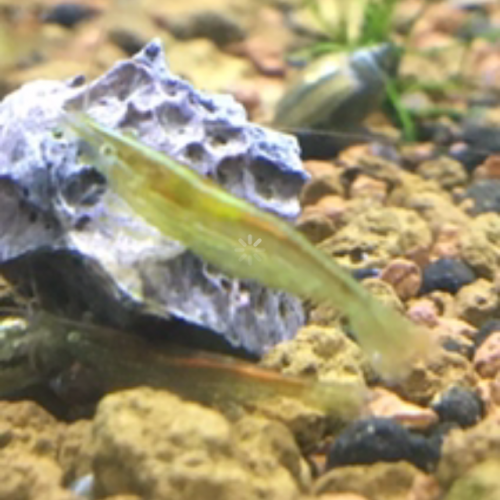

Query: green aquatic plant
[61,112,433,381]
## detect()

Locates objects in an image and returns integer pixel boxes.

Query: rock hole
[184,143,205,163]
[255,288,267,314]
[278,299,288,320]
[210,134,228,147]
[220,277,232,294]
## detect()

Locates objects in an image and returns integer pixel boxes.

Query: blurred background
[1,0,499,159]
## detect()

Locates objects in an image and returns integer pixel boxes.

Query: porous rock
[91,387,304,500]
[0,39,308,355]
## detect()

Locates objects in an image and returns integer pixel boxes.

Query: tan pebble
[349,175,388,202]
[458,197,476,215]
[408,474,441,500]
[103,496,141,500]
[435,317,477,340]
[0,400,61,461]
[455,279,500,327]
[407,298,439,328]
[314,462,428,500]
[345,154,402,189]
[337,144,373,165]
[430,223,461,260]
[396,348,478,404]
[58,419,92,485]
[405,191,470,234]
[432,318,475,358]
[476,378,500,415]
[92,388,304,499]
[427,291,456,317]
[416,156,467,190]
[400,142,436,168]
[443,458,500,499]
[0,450,73,500]
[380,258,422,301]
[460,229,498,280]
[474,332,500,378]
[437,409,500,488]
[303,160,336,178]
[319,207,432,269]
[317,494,368,500]
[363,278,405,313]
[491,374,500,407]
[367,387,438,430]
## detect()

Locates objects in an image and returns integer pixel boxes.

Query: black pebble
[419,258,475,295]
[42,3,98,29]
[431,387,484,428]
[474,319,500,348]
[326,418,440,473]
[463,179,500,215]
[351,268,380,281]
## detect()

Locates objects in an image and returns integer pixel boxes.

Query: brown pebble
[243,37,286,76]
[367,387,438,431]
[474,332,500,378]
[300,174,344,207]
[478,154,500,180]
[296,210,336,244]
[380,258,422,301]
[312,195,348,223]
